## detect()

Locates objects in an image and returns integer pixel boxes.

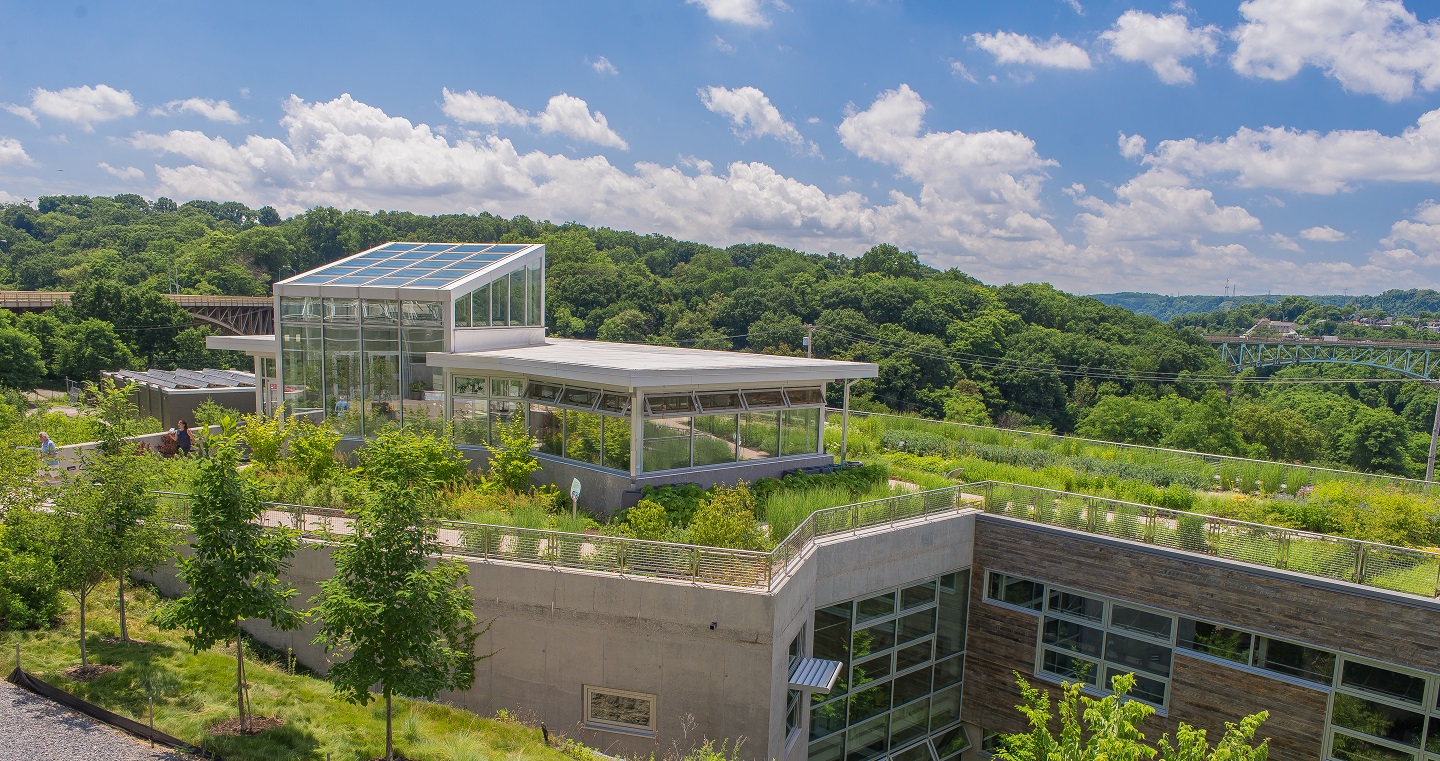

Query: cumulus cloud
[29,84,137,131]
[1101,10,1219,84]
[699,85,816,154]
[971,31,1092,69]
[1383,201,1440,253]
[1300,224,1348,241]
[1118,132,1147,159]
[123,91,1084,285]
[151,98,245,124]
[441,89,628,150]
[591,56,618,75]
[1140,108,1440,193]
[1268,232,1304,251]
[1231,0,1440,101]
[0,137,33,165]
[687,0,772,27]
[1074,168,1262,244]
[98,162,145,181]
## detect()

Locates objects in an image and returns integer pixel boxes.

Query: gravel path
[0,679,192,760]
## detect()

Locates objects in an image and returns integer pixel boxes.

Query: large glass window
[402,327,445,433]
[602,416,631,472]
[808,569,969,761]
[473,282,491,326]
[454,291,472,328]
[782,408,821,456]
[491,276,508,325]
[527,261,542,326]
[643,417,692,472]
[452,397,488,447]
[324,325,363,437]
[362,326,400,434]
[564,409,604,466]
[280,324,323,416]
[693,414,738,466]
[509,270,526,327]
[739,411,780,460]
[530,404,563,456]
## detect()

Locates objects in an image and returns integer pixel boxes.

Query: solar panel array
[281,242,533,289]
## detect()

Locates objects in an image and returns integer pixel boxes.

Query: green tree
[0,326,44,388]
[597,308,652,343]
[0,507,63,631]
[85,379,176,641]
[157,427,303,732]
[311,428,483,761]
[998,673,1269,761]
[46,484,111,666]
[287,418,342,482]
[238,410,288,470]
[53,319,137,380]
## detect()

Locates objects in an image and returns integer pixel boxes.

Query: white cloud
[29,84,138,131]
[0,137,33,166]
[3,104,38,126]
[125,91,1084,286]
[1268,233,1304,251]
[1061,0,1084,15]
[1300,224,1348,241]
[1141,108,1440,193]
[1101,10,1219,84]
[1074,168,1262,244]
[949,60,978,83]
[1383,201,1440,253]
[714,35,736,53]
[971,31,1092,69]
[698,85,817,154]
[1231,0,1440,101]
[151,98,246,124]
[1118,132,1147,159]
[98,162,145,181]
[441,89,628,150]
[687,0,771,27]
[591,56,618,75]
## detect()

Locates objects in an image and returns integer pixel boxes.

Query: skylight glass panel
[414,243,452,252]
[283,242,536,291]
[368,277,414,285]
[290,275,332,284]
[489,244,526,254]
[329,276,374,285]
[408,278,453,287]
[378,243,414,252]
[451,244,492,254]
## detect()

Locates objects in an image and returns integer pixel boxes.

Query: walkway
[0,679,190,761]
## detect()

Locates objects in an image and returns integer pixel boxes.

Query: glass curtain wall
[450,376,525,446]
[641,390,823,473]
[451,265,545,328]
[526,381,632,471]
[279,296,452,437]
[808,570,971,761]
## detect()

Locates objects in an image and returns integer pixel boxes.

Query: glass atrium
[271,241,877,485]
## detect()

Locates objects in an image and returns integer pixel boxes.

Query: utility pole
[1427,381,1440,483]
[804,324,815,358]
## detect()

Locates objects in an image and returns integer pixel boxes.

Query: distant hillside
[1091,292,1440,321]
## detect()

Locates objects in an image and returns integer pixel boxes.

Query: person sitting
[176,419,192,456]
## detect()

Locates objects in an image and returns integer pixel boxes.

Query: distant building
[1243,318,1299,338]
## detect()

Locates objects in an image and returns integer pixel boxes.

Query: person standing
[176,419,193,456]
[38,431,59,467]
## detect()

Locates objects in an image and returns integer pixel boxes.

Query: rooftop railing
[962,481,1440,600]
[155,486,967,592]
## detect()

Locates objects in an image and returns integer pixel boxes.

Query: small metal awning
[788,658,844,694]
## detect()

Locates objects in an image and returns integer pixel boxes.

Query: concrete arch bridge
[1205,335,1440,381]
[0,290,273,336]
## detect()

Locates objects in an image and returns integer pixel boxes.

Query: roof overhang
[206,334,277,357]
[426,338,878,391]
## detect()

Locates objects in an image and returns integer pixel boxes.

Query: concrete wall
[144,506,979,761]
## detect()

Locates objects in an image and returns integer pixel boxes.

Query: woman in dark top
[176,419,192,456]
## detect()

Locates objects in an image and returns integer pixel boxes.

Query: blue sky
[2,0,1440,295]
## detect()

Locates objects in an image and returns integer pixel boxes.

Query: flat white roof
[427,338,878,390]
[206,334,277,356]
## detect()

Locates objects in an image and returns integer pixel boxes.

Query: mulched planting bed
[205,716,285,736]
[63,664,122,682]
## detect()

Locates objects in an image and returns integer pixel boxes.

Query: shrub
[356,427,469,494]
[192,398,239,428]
[689,483,765,550]
[641,482,709,526]
[485,413,539,493]
[621,499,670,541]
[0,516,62,630]
[288,418,342,483]
[238,411,288,470]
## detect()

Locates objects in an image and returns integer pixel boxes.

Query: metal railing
[963,481,1440,599]
[839,408,1438,494]
[155,486,967,592]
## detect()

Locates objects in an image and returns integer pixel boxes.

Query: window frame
[582,685,658,736]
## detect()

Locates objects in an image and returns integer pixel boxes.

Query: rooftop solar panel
[279,242,539,290]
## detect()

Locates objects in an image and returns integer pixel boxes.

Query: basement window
[583,685,657,735]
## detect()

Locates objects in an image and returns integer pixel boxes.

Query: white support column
[840,380,852,465]
[629,387,643,482]
[252,354,265,416]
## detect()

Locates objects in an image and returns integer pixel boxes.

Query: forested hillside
[0,194,1434,477]
[1097,290,1440,322]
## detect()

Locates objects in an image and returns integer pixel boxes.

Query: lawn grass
[0,580,579,761]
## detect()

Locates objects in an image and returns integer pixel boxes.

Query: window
[985,572,1043,611]
[1255,637,1334,685]
[808,569,969,761]
[1327,657,1440,761]
[787,630,805,740]
[598,392,631,414]
[645,393,695,415]
[695,391,742,411]
[742,389,785,409]
[583,686,656,735]
[1033,584,1175,709]
[559,385,600,409]
[784,387,825,406]
[526,381,562,403]
[1177,619,1252,664]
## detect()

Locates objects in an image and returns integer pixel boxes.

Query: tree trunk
[117,575,128,641]
[385,691,393,761]
[78,589,87,667]
[235,620,246,733]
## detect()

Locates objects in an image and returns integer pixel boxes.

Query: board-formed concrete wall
[145,507,979,761]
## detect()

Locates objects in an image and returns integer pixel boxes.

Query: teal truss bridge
[1206,335,1440,380]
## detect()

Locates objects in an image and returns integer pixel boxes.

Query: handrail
[963,480,1440,599]
[153,486,967,592]
[836,408,1438,493]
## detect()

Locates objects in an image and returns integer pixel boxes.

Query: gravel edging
[0,678,193,760]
